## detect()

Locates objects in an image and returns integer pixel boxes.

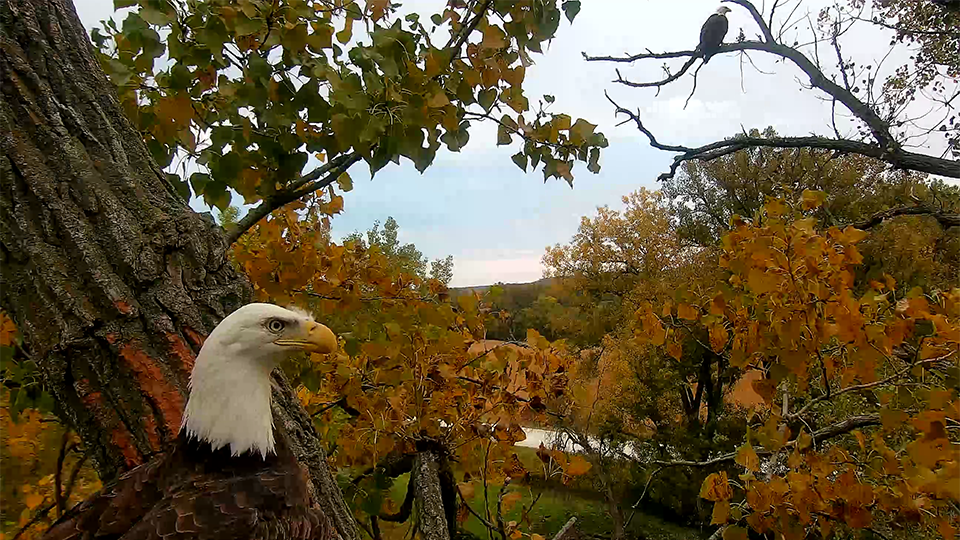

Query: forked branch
[587,0,960,180]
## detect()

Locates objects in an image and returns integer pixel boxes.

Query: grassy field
[373,447,697,540]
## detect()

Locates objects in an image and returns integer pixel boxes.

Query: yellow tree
[0,0,604,538]
[632,194,959,539]
[228,203,588,538]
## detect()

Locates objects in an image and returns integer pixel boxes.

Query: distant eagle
[43,304,340,540]
[699,6,732,64]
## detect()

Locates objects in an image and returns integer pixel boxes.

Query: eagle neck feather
[181,343,277,458]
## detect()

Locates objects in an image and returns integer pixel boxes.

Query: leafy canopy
[91,0,607,212]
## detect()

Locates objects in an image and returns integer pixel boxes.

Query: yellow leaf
[481,24,507,49]
[746,267,776,295]
[427,91,451,108]
[565,454,592,476]
[839,225,868,244]
[667,341,683,361]
[735,442,760,472]
[531,535,545,540]
[711,500,730,524]
[700,471,733,501]
[677,303,698,321]
[800,189,826,210]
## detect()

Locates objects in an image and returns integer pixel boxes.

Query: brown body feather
[699,12,729,63]
[43,433,336,540]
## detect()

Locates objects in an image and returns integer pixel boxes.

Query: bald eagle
[699,6,731,64]
[43,304,339,540]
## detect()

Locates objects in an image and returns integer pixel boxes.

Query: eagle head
[716,6,732,14]
[181,303,337,458]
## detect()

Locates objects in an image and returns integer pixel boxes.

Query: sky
[70,0,957,287]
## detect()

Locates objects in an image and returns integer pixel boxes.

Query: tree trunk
[414,452,451,540]
[0,1,357,539]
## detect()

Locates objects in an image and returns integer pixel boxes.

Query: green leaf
[587,147,601,174]
[430,13,443,25]
[166,173,191,202]
[140,6,175,26]
[511,152,527,172]
[301,370,322,393]
[344,338,361,357]
[562,1,581,23]
[189,172,211,195]
[543,94,555,103]
[497,124,512,146]
[203,181,231,212]
[478,88,497,111]
[114,0,137,8]
[569,118,597,145]
[336,171,354,192]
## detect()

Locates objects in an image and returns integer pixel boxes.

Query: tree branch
[788,354,954,421]
[850,205,960,229]
[722,0,775,42]
[225,152,362,245]
[606,92,960,179]
[446,0,494,54]
[607,39,895,147]
[588,0,960,179]
[650,413,881,468]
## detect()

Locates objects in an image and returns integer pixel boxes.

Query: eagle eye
[266,319,286,333]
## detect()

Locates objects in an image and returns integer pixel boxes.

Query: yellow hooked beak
[275,321,338,353]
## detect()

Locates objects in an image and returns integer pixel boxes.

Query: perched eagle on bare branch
[699,6,732,64]
[42,304,340,540]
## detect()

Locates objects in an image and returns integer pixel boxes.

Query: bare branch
[607,93,960,179]
[583,49,699,63]
[597,38,898,149]
[722,0,776,42]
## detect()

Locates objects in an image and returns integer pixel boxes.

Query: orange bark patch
[117,341,184,436]
[111,426,141,467]
[165,332,197,375]
[183,327,206,349]
[143,414,162,451]
[114,300,135,315]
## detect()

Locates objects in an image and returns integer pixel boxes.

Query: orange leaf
[0,312,16,346]
[24,492,43,510]
[501,491,522,511]
[458,481,475,501]
[565,455,592,476]
[711,501,730,524]
[667,341,683,361]
[722,526,748,540]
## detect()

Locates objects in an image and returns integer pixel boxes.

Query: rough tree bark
[0,1,357,539]
[414,452,451,540]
